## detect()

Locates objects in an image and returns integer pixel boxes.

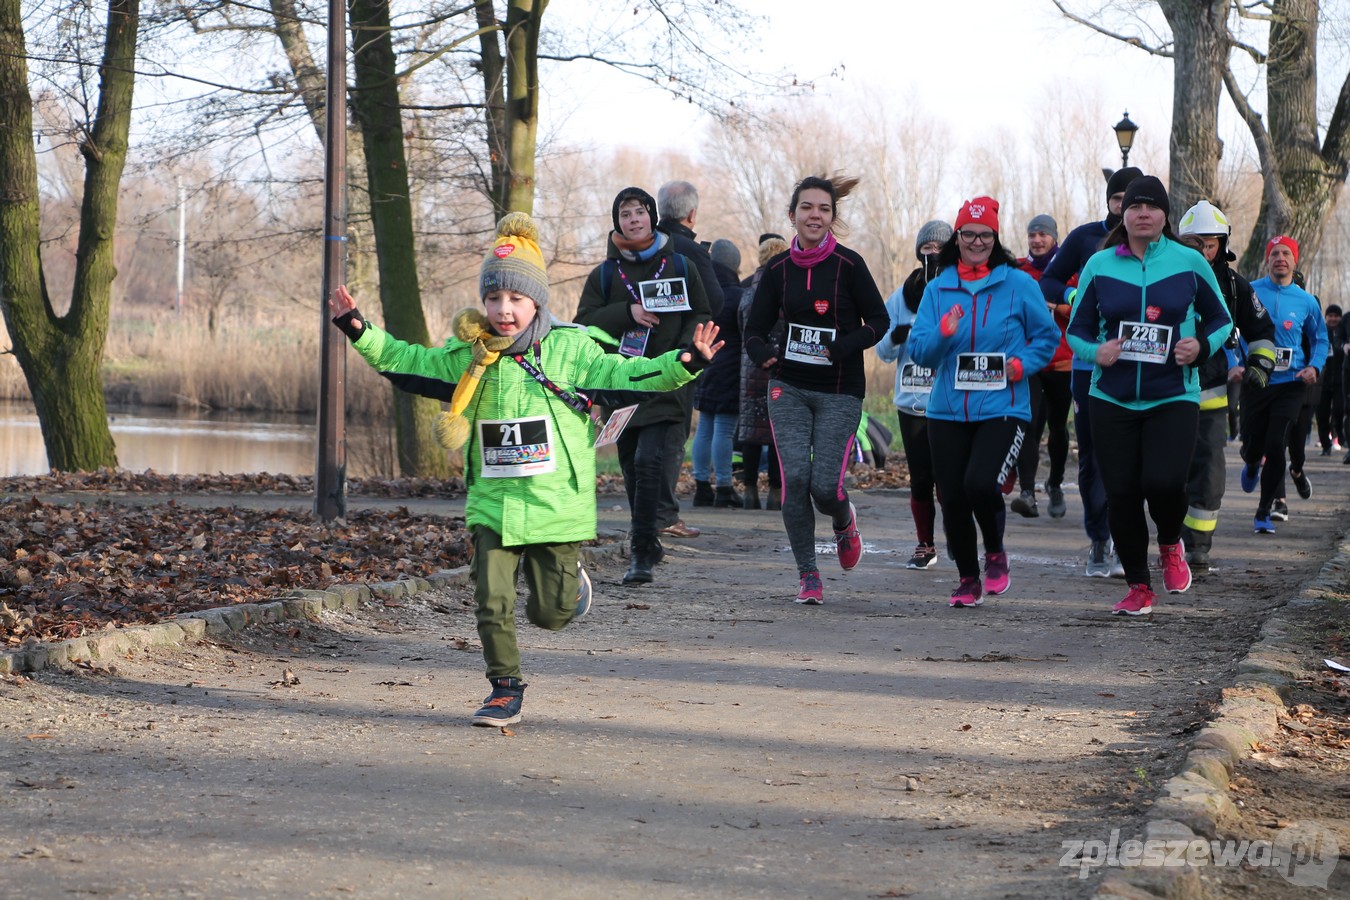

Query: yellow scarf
[435,308,515,450]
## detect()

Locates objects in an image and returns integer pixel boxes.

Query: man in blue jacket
[1040,166,1140,577]
[1240,236,1328,534]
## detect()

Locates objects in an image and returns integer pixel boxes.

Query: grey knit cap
[710,239,741,273]
[1027,214,1058,242]
[915,220,953,259]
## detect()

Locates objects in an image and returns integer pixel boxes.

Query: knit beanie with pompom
[480,211,550,308]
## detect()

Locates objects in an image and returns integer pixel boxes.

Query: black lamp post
[1113,111,1139,168]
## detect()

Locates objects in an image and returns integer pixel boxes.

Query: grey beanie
[1027,214,1058,242]
[915,219,953,259]
[710,239,741,273]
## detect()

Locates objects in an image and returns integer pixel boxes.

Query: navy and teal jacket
[1067,237,1233,409]
[1247,277,1327,384]
[907,263,1060,422]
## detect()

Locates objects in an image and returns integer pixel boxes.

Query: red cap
[1265,235,1299,264]
[954,197,1000,235]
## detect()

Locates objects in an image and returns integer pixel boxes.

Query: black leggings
[740,442,781,490]
[928,417,1027,579]
[1017,370,1073,491]
[898,410,936,546]
[1241,382,1305,510]
[1090,398,1197,587]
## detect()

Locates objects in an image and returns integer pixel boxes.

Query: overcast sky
[543,0,1179,163]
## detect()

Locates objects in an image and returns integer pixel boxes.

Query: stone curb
[1092,537,1350,899]
[0,567,471,676]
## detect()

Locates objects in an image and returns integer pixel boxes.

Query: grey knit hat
[1027,214,1058,242]
[710,239,741,273]
[915,219,953,259]
[479,212,550,308]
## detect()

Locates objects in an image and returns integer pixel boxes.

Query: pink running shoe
[1112,583,1156,616]
[796,571,824,605]
[833,503,863,571]
[983,551,1010,595]
[1158,542,1191,594]
[949,576,983,608]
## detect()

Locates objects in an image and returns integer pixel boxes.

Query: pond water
[0,400,317,477]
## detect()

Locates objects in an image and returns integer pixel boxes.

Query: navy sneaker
[1253,512,1276,534]
[472,677,525,726]
[1240,462,1261,493]
[1271,498,1289,522]
[1291,469,1312,500]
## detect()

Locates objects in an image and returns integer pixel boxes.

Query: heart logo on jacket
[814,300,829,315]
[1145,306,1161,322]
[769,386,783,401]
[1284,320,1294,330]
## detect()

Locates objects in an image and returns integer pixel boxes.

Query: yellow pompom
[453,308,491,343]
[436,411,470,450]
[496,210,540,244]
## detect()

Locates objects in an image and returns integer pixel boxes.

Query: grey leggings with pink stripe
[766,380,862,576]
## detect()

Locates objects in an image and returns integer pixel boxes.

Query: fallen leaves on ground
[0,490,470,646]
[0,470,466,499]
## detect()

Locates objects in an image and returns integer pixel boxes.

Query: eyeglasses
[957,230,995,244]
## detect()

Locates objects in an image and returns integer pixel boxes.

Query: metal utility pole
[175,178,186,314]
[315,0,347,521]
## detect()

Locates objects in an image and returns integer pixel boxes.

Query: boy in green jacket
[330,212,722,727]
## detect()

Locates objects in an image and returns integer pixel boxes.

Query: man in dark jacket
[1175,200,1276,572]
[653,180,724,539]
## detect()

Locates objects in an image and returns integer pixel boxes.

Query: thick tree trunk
[0,0,132,471]
[1158,0,1227,220]
[1236,0,1350,276]
[349,0,448,478]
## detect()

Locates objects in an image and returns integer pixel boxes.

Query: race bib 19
[954,352,1007,391]
[784,323,836,366]
[478,416,556,478]
[1116,321,1173,364]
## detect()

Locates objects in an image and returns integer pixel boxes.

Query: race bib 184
[784,323,836,366]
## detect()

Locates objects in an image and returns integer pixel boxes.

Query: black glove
[1244,353,1274,389]
[901,267,927,310]
[332,309,368,342]
[680,345,711,373]
[890,323,912,344]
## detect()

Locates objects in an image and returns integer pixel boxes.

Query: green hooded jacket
[352,322,697,547]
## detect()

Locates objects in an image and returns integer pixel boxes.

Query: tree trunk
[1236,0,1350,276]
[349,0,449,478]
[476,0,545,217]
[0,0,133,471]
[1158,0,1227,220]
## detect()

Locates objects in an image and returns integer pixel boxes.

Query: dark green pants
[471,526,580,679]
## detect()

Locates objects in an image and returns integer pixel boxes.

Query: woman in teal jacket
[331,212,721,728]
[908,197,1060,609]
[1067,177,1232,617]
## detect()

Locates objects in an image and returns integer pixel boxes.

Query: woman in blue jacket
[1067,177,1233,617]
[908,198,1060,608]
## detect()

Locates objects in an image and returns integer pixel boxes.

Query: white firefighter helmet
[1178,200,1231,236]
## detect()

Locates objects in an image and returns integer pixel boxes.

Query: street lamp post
[1113,111,1139,168]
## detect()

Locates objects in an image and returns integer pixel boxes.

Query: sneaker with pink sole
[983,551,1010,595]
[795,571,824,605]
[1158,542,1191,594]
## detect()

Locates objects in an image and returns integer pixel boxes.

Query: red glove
[1007,357,1024,383]
[939,304,964,337]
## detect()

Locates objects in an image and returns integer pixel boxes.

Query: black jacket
[695,261,743,415]
[656,219,724,316]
